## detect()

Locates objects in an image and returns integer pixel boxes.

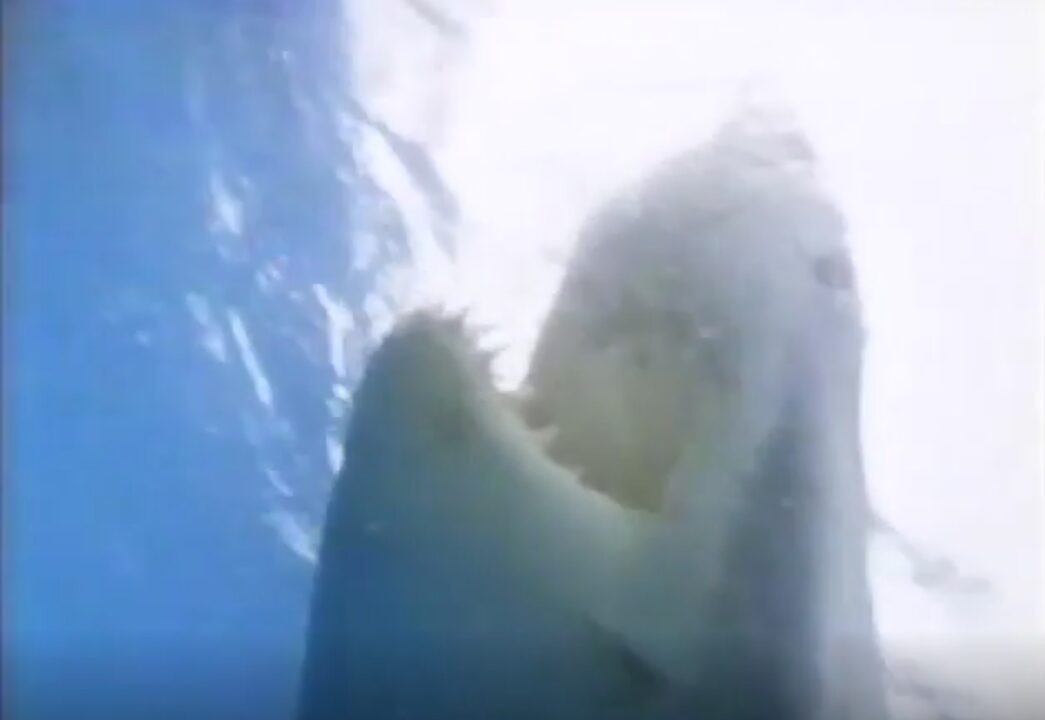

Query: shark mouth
[492,109,858,516]
[471,119,880,715]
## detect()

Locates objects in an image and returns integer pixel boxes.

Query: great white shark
[298,108,889,720]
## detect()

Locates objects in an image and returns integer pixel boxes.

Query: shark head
[515,109,884,718]
[523,109,862,515]
[303,104,887,720]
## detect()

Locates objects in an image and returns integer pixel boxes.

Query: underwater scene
[4,1,1043,719]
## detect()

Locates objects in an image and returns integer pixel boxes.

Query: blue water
[3,1,421,716]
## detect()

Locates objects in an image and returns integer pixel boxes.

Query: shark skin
[297,314,670,720]
[524,113,888,720]
[299,112,889,720]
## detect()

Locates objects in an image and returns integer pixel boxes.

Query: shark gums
[298,112,888,720]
